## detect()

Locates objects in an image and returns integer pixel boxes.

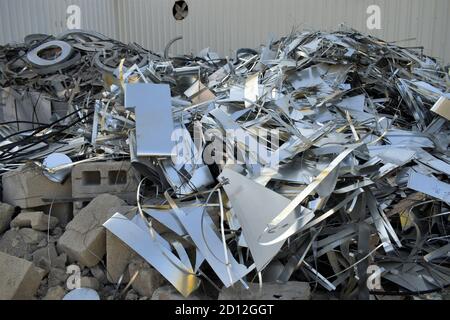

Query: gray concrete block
[0,228,46,260]
[2,164,71,208]
[105,206,137,284]
[0,251,45,299]
[57,194,125,267]
[71,161,139,215]
[43,286,66,300]
[0,202,15,234]
[10,211,58,231]
[128,258,164,298]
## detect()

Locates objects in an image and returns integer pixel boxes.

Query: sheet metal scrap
[1,27,450,299]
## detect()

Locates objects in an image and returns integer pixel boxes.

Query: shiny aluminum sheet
[220,168,313,271]
[103,213,200,297]
[172,204,254,287]
[125,83,175,157]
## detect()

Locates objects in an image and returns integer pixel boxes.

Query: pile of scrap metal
[1,27,449,300]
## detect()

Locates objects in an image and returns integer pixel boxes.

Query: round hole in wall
[173,1,188,21]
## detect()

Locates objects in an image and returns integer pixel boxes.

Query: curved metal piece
[93,50,120,73]
[73,41,115,52]
[26,40,73,67]
[57,29,109,41]
[94,50,149,73]
[164,36,183,59]
[235,48,259,61]
[33,52,81,75]
[24,34,53,47]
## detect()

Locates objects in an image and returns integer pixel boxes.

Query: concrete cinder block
[43,286,66,300]
[0,228,46,260]
[128,258,164,298]
[0,251,45,299]
[10,211,58,231]
[47,267,68,287]
[2,164,72,209]
[106,231,136,284]
[218,281,311,300]
[32,243,66,271]
[36,202,73,228]
[0,202,15,234]
[105,206,137,284]
[57,194,125,267]
[89,265,107,285]
[80,277,100,290]
[71,161,139,215]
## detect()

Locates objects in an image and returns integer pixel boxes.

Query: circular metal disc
[42,153,72,183]
[27,40,73,67]
[63,288,100,300]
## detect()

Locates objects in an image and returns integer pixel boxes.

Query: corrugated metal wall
[1,0,449,63]
[0,0,118,42]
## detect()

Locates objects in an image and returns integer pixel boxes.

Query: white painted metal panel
[116,0,450,63]
[0,0,117,44]
[1,0,449,63]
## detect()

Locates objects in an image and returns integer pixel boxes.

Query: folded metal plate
[125,83,175,157]
[219,168,312,271]
[160,161,214,196]
[103,213,200,297]
[430,96,450,121]
[172,205,253,287]
[184,80,216,105]
[407,171,450,203]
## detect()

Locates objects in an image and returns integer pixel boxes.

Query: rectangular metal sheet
[407,171,450,203]
[125,83,175,157]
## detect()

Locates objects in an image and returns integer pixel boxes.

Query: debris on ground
[0,26,449,300]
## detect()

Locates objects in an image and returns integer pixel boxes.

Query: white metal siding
[1,0,449,63]
[0,0,117,43]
